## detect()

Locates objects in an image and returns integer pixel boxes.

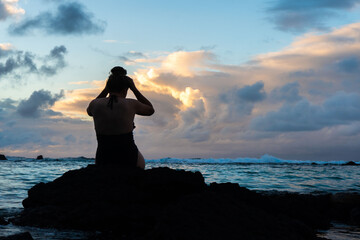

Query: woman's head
[106,66,130,93]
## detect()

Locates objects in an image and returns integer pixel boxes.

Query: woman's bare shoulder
[92,97,109,104]
[125,98,138,104]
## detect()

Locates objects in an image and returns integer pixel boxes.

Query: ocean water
[0,155,359,239]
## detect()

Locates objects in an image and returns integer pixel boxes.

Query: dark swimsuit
[96,132,138,166]
[95,95,138,166]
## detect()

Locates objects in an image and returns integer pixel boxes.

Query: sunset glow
[1,0,360,160]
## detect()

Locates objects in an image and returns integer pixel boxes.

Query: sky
[1,0,360,160]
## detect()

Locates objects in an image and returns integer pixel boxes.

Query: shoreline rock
[0,216,9,225]
[10,165,359,240]
[0,232,34,240]
[36,155,43,160]
[0,154,7,160]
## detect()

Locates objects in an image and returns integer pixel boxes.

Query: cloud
[0,52,36,77]
[161,50,215,77]
[40,45,67,76]
[219,82,266,121]
[123,23,360,159]
[267,0,360,32]
[270,82,302,103]
[126,51,146,58]
[234,81,266,102]
[251,92,360,132]
[4,22,360,160]
[117,51,165,66]
[337,56,360,73]
[0,0,24,21]
[9,2,105,35]
[0,43,13,58]
[0,89,97,157]
[17,89,64,118]
[0,98,16,109]
[0,45,67,79]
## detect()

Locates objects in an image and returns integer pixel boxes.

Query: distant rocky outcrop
[36,155,43,160]
[0,154,7,160]
[343,161,358,166]
[10,166,360,240]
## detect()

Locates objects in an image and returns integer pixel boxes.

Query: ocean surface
[0,155,359,239]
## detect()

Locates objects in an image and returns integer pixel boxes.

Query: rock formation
[11,165,346,240]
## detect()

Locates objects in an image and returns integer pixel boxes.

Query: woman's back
[88,97,136,135]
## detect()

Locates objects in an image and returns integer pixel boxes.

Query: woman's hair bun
[111,66,127,76]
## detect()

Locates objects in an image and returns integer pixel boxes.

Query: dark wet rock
[0,216,8,225]
[0,154,7,160]
[11,166,338,240]
[0,232,33,240]
[343,161,358,166]
[350,207,360,225]
[259,191,332,230]
[36,155,43,160]
[331,192,360,225]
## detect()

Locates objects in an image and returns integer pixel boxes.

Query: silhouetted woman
[87,66,154,169]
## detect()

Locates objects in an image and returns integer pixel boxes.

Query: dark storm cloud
[9,2,106,35]
[0,52,37,77]
[40,45,67,76]
[182,122,210,143]
[337,56,359,73]
[0,98,16,109]
[17,89,64,118]
[236,82,266,102]
[221,82,266,104]
[251,92,360,132]
[267,0,360,32]
[0,45,67,79]
[0,98,16,120]
[220,82,266,121]
[270,82,302,103]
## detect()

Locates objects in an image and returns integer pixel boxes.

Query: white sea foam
[147,154,360,165]
[3,154,359,165]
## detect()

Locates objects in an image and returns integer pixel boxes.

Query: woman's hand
[127,77,136,91]
[96,85,109,99]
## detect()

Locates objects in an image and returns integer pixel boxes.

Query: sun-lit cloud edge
[0,42,13,50]
[1,0,25,20]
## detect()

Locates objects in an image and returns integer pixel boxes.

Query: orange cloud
[2,0,25,18]
[161,50,215,77]
[0,43,13,50]
[52,81,104,119]
[255,22,360,70]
